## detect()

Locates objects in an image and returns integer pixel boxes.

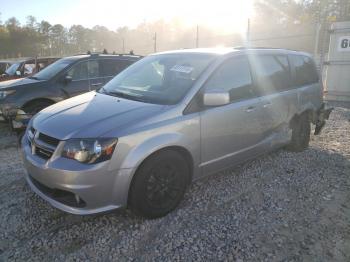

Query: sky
[0,0,254,33]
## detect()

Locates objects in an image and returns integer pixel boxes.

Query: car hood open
[33,91,165,140]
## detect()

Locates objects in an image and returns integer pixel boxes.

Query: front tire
[129,150,190,218]
[286,113,311,152]
[23,101,53,116]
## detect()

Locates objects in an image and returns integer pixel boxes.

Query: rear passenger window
[252,55,291,95]
[101,59,133,77]
[204,57,255,102]
[290,55,319,86]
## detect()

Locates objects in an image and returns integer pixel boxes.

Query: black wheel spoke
[145,163,184,208]
[163,189,177,200]
[130,151,190,218]
[167,185,182,192]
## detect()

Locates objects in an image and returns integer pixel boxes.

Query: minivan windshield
[101,53,216,105]
[5,62,21,75]
[32,59,72,80]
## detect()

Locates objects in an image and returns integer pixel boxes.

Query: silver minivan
[21,48,331,218]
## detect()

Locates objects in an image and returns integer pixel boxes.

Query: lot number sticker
[338,36,350,52]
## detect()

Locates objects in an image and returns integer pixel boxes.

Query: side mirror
[15,70,21,76]
[203,89,230,106]
[63,75,73,84]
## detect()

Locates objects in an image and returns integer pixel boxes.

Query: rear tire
[286,113,311,152]
[129,150,190,218]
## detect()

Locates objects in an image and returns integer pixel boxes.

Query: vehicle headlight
[0,90,16,99]
[62,138,118,164]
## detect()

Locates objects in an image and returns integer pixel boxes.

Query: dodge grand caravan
[22,48,332,218]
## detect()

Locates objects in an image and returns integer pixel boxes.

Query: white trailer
[324,21,350,102]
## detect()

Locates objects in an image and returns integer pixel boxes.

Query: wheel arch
[125,145,194,206]
[139,146,194,178]
[21,98,56,112]
[289,108,313,128]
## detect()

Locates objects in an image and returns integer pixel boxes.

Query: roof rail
[72,52,143,58]
[234,46,283,50]
[233,46,299,52]
[116,53,144,58]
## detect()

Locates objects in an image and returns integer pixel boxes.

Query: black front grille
[29,175,86,208]
[35,146,53,159]
[38,133,60,147]
[31,132,60,160]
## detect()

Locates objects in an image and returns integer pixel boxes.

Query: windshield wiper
[99,87,107,93]
[107,90,145,102]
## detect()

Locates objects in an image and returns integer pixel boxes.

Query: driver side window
[204,57,256,103]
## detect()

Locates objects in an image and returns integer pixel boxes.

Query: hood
[33,91,165,140]
[0,78,24,88]
[0,77,46,89]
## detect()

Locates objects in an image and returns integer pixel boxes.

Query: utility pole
[314,1,322,58]
[246,18,250,46]
[314,23,321,57]
[122,38,125,53]
[196,25,199,48]
[153,32,157,53]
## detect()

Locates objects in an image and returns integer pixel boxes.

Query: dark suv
[0,53,141,122]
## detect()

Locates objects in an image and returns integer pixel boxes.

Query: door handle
[91,83,103,86]
[245,106,255,113]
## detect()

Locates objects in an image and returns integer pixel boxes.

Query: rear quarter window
[289,55,319,87]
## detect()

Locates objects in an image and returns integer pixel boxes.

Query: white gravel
[0,107,349,261]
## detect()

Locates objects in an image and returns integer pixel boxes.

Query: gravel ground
[0,107,349,261]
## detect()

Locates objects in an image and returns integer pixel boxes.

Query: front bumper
[21,135,134,215]
[0,102,32,129]
[0,103,19,119]
[0,103,21,124]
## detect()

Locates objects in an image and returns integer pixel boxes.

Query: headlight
[62,138,118,164]
[0,90,16,99]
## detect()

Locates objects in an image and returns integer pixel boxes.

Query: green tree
[5,17,20,30]
[26,15,37,30]
[50,24,68,55]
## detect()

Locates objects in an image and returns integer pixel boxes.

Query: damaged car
[22,48,332,218]
[0,57,59,82]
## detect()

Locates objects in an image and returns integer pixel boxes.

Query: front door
[64,60,90,96]
[200,56,266,175]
